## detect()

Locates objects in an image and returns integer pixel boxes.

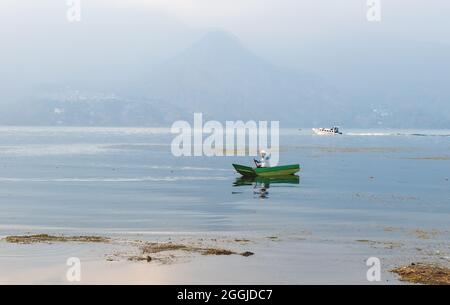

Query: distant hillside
[144,30,348,126]
[0,90,186,126]
[1,30,449,128]
[1,31,348,127]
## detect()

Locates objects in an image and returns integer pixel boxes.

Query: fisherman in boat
[254,150,271,168]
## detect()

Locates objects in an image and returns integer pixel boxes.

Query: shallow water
[0,127,449,238]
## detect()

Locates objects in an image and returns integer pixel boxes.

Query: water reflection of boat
[233,175,300,199]
[233,175,300,186]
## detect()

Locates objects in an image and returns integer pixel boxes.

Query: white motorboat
[312,126,343,135]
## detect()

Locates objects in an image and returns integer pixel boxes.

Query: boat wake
[346,132,394,136]
[346,132,450,137]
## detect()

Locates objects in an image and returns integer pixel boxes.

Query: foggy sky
[2,0,449,70]
[1,0,449,121]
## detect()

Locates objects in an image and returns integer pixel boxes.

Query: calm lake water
[0,127,449,238]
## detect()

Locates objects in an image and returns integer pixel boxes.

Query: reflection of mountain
[146,30,346,125]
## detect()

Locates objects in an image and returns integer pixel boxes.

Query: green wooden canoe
[232,164,300,177]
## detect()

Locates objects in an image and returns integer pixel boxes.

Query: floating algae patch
[202,248,235,256]
[88,238,255,264]
[411,229,440,240]
[391,263,450,285]
[141,242,242,256]
[128,255,154,263]
[383,227,402,233]
[4,234,110,244]
[356,239,402,249]
[135,242,254,261]
[266,236,279,241]
[141,242,190,254]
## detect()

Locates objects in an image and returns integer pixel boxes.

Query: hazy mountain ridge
[1,89,186,126]
[1,30,449,128]
[145,30,349,125]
